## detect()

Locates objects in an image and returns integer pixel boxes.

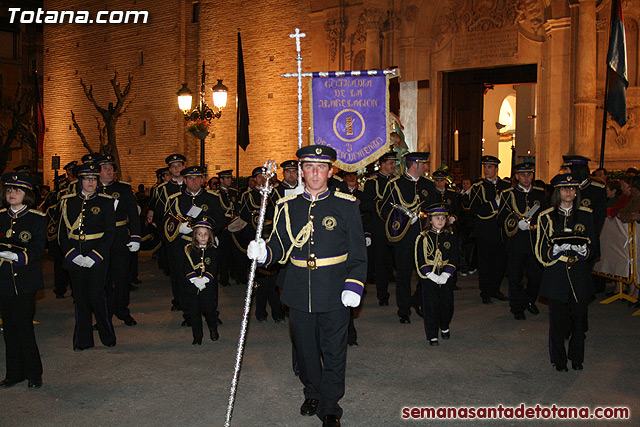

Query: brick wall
[43,0,313,188]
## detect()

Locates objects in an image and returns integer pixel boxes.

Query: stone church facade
[43,0,639,186]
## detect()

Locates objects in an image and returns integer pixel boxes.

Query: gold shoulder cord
[535,213,557,267]
[282,202,313,262]
[394,182,419,209]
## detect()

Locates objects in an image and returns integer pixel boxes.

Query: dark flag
[34,71,45,156]
[606,0,628,127]
[237,32,250,151]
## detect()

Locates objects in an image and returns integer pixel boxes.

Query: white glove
[214,236,219,246]
[571,244,588,257]
[552,243,572,256]
[437,273,451,285]
[200,276,210,284]
[83,256,95,268]
[365,236,372,247]
[179,222,192,235]
[72,255,85,267]
[0,251,18,261]
[247,238,267,263]
[427,271,439,282]
[126,241,140,252]
[494,197,501,207]
[188,277,197,284]
[410,213,419,225]
[193,277,207,291]
[518,219,530,231]
[341,290,361,307]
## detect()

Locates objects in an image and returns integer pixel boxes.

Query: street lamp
[177,60,228,169]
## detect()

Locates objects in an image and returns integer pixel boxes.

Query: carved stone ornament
[607,110,636,148]
[361,8,386,30]
[325,19,347,62]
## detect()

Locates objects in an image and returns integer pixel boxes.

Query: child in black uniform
[183,220,219,345]
[415,204,458,346]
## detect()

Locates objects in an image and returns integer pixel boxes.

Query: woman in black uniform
[0,173,46,388]
[535,174,595,372]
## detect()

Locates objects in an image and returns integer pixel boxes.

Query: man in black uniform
[273,160,300,200]
[468,155,512,304]
[151,154,186,311]
[164,166,227,326]
[58,163,116,350]
[96,155,141,326]
[380,152,436,323]
[497,162,548,319]
[361,151,396,306]
[248,145,367,427]
[432,170,459,217]
[216,169,243,286]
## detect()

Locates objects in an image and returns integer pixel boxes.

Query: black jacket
[183,243,218,295]
[415,228,458,279]
[497,185,548,254]
[98,180,141,244]
[0,207,46,296]
[263,188,367,312]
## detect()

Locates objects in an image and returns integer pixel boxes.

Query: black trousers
[420,278,454,340]
[185,284,218,341]
[548,298,588,367]
[476,230,506,298]
[289,308,349,419]
[105,236,132,320]
[371,226,394,302]
[506,243,542,314]
[255,273,284,321]
[51,242,70,296]
[129,251,139,283]
[218,231,247,285]
[69,264,116,349]
[0,292,42,382]
[393,232,421,317]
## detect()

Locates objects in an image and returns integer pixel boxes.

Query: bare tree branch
[80,78,106,115]
[71,110,95,154]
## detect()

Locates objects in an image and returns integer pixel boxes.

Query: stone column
[363,8,385,69]
[539,17,573,181]
[573,0,598,158]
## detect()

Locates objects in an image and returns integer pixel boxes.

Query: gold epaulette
[0,208,6,213]
[206,189,220,196]
[167,192,180,201]
[539,207,554,216]
[532,186,546,192]
[333,175,344,182]
[29,209,46,217]
[276,194,298,205]
[388,176,401,184]
[119,181,130,185]
[334,191,356,202]
[502,187,514,193]
[591,180,605,188]
[471,181,484,188]
[579,206,593,213]
[98,193,114,199]
[61,193,75,200]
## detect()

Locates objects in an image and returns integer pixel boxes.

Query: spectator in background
[593,167,607,184]
[625,168,639,176]
[616,176,640,223]
[605,179,621,208]
[135,184,148,207]
[208,176,220,191]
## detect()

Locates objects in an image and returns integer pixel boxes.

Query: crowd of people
[0,144,636,427]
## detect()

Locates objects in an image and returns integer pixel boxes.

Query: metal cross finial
[289,28,306,59]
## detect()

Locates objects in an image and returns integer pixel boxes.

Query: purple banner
[310,74,390,171]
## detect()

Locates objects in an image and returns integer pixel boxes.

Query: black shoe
[527,302,540,315]
[210,330,219,341]
[429,339,439,346]
[192,338,202,345]
[553,364,568,372]
[411,302,424,318]
[0,378,24,388]
[378,298,389,306]
[572,362,583,370]
[120,315,137,326]
[73,345,94,351]
[257,318,268,323]
[300,398,319,416]
[92,323,98,331]
[104,342,116,348]
[55,293,65,299]
[171,304,181,312]
[28,379,42,388]
[494,291,509,301]
[181,320,192,327]
[441,330,450,340]
[482,296,493,304]
[322,414,341,427]
[399,315,411,324]
[217,318,223,325]
[348,341,358,347]
[513,312,526,320]
[274,318,285,324]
